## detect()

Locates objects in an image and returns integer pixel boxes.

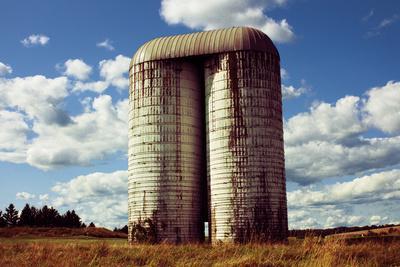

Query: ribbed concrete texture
[128,27,288,244]
[205,52,287,243]
[128,60,205,243]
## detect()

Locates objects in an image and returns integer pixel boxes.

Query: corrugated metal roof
[130,27,279,67]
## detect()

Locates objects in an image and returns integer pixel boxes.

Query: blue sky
[0,0,399,229]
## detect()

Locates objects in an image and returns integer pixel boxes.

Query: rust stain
[129,28,287,244]
[129,60,205,244]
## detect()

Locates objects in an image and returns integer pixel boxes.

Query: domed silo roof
[130,26,279,68]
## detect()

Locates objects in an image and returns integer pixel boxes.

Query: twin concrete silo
[128,27,288,244]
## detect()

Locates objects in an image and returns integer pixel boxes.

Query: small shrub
[131,219,157,243]
[367,230,377,237]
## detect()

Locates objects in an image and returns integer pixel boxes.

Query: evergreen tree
[0,204,87,229]
[120,225,128,234]
[62,210,73,227]
[19,204,34,226]
[36,205,61,226]
[113,225,128,234]
[36,205,48,226]
[0,211,6,227]
[89,222,96,227]
[30,206,38,226]
[47,207,61,227]
[70,210,82,228]
[3,204,19,226]
[61,210,82,227]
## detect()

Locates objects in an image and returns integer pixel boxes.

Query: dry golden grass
[0,227,127,239]
[1,237,400,266]
[330,226,400,238]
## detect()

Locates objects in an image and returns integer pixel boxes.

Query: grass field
[330,225,400,238]
[1,236,400,266]
[0,226,127,239]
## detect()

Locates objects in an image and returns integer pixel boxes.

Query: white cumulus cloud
[97,39,115,51]
[282,84,307,100]
[0,110,29,163]
[99,55,130,89]
[280,68,289,80]
[0,62,13,76]
[284,82,400,184]
[0,75,70,125]
[288,169,400,208]
[364,81,400,134]
[288,206,370,229]
[160,0,295,43]
[286,137,400,184]
[16,192,36,200]
[21,34,50,47]
[51,170,127,227]
[26,95,128,170]
[74,81,109,94]
[370,215,389,225]
[73,55,130,93]
[287,169,400,229]
[61,59,92,80]
[0,65,129,169]
[285,96,365,146]
[39,194,49,202]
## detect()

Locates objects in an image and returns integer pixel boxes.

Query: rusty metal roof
[130,27,279,67]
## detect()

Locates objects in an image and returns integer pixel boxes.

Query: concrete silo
[128,60,205,243]
[205,51,287,242]
[128,27,287,244]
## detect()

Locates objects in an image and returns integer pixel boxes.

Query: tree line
[0,203,91,228]
[113,225,128,234]
[289,224,400,238]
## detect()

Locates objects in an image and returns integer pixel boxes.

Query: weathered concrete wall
[205,51,288,243]
[128,28,288,244]
[128,60,205,243]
